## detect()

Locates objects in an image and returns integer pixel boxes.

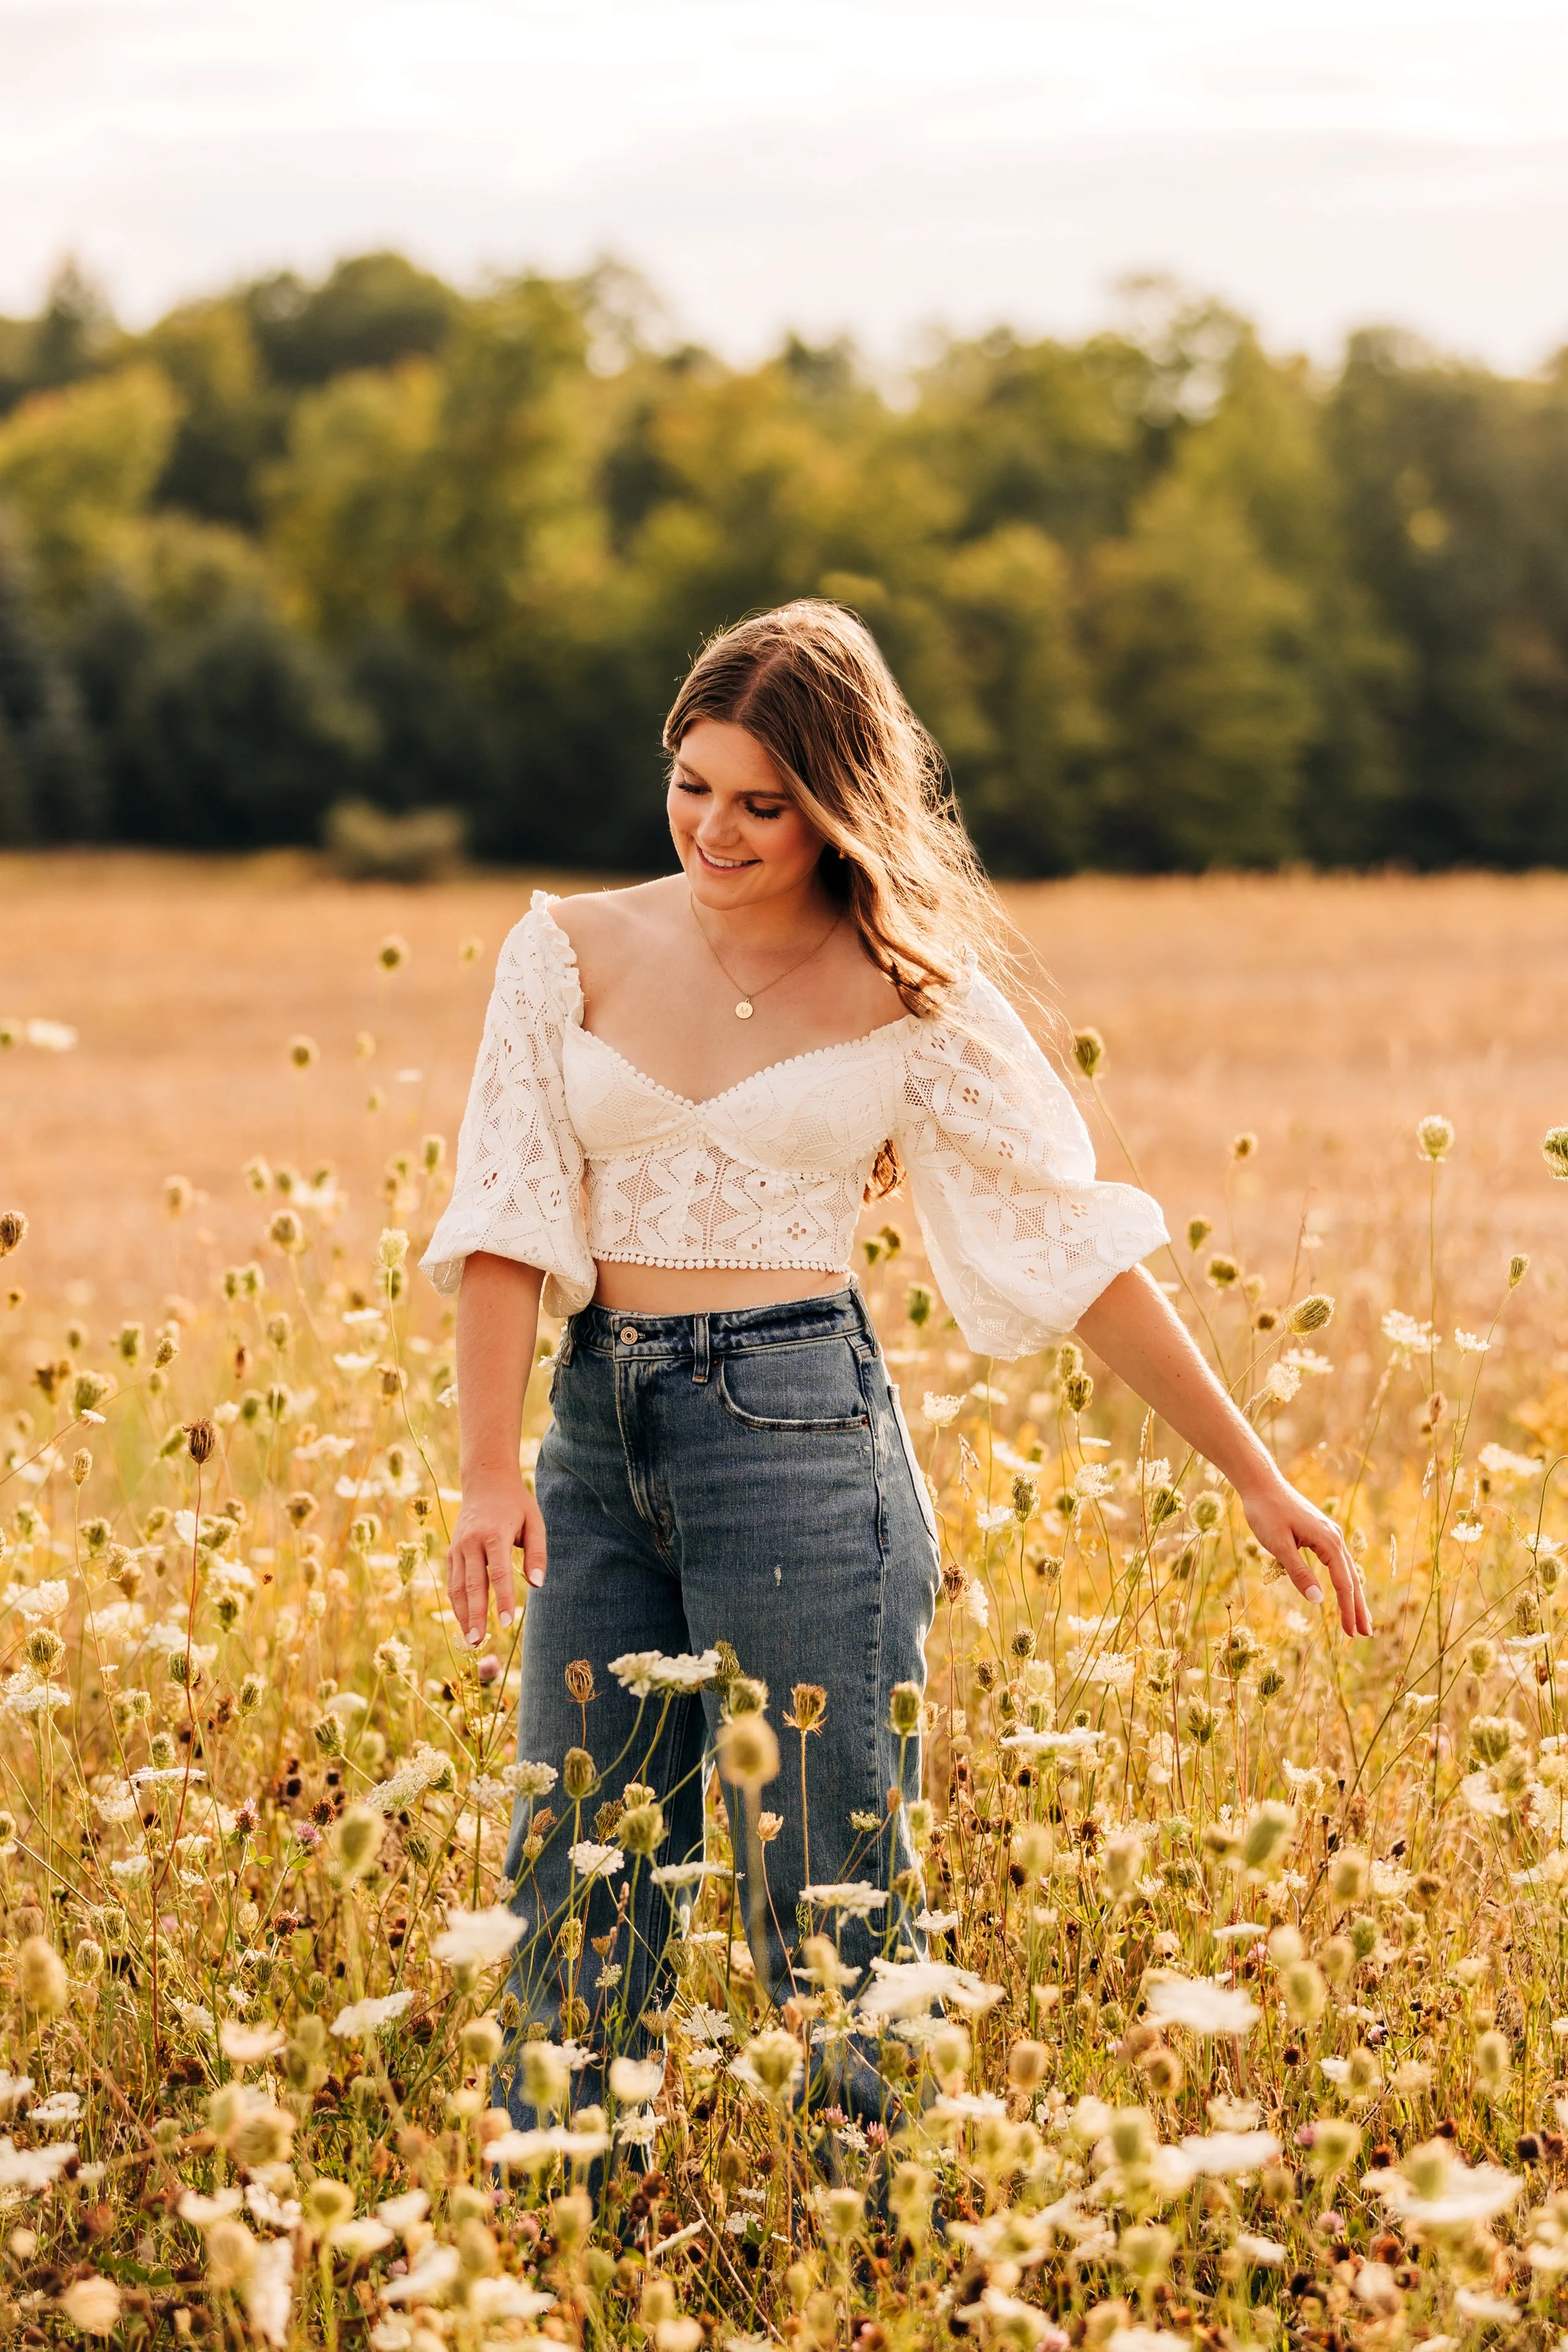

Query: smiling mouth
[694,845,758,871]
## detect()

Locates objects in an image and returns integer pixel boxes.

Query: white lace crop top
[420,893,1168,1359]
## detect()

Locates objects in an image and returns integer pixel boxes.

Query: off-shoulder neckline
[527,888,924,1113]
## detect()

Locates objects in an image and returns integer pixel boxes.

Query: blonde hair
[663,600,1020,1020]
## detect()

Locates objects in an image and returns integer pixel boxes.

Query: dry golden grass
[4,854,1564,1364]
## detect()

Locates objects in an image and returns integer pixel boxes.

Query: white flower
[110,1855,151,1885]
[0,2075,33,2117]
[1479,1444,1542,1479]
[610,2055,665,2104]
[923,1393,962,1429]
[855,1957,1004,2020]
[957,2286,1059,2344]
[1461,1771,1510,1820]
[1259,1360,1303,1404]
[24,1019,77,1052]
[365,1747,453,1813]
[1145,1976,1260,2037]
[178,2187,243,2225]
[568,1841,623,1881]
[915,1907,960,1932]
[975,1503,1017,1535]
[1382,1308,1437,1357]
[651,1860,728,1890]
[800,1881,888,1919]
[1454,1329,1491,1355]
[3,1677,69,1715]
[1369,2146,1522,2229]
[466,2279,556,2323]
[507,1760,559,1798]
[1066,1648,1135,1692]
[485,2124,609,2170]
[331,1989,413,2038]
[93,1783,138,1825]
[608,1647,721,1696]
[131,1765,204,1786]
[379,2243,463,2306]
[6,1581,68,1620]
[963,1579,991,1630]
[328,2218,394,2260]
[29,2092,81,2126]
[1234,2233,1288,2267]
[0,2137,75,2192]
[615,2106,659,2151]
[333,1352,379,1376]
[1073,1462,1116,1500]
[172,2000,217,2037]
[1179,2128,1281,2175]
[219,2021,287,2064]
[1001,1726,1106,1762]
[245,2180,301,2230]
[375,2190,430,2237]
[432,1904,526,1968]
[243,2240,294,2349]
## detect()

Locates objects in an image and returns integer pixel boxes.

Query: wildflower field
[4,853,1568,2352]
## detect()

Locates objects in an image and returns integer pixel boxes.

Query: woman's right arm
[447,1251,549,1645]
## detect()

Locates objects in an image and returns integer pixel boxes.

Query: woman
[421,601,1369,2095]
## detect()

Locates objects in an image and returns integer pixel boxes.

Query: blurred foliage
[3,253,1568,869]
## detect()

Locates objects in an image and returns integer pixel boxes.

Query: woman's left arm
[1076,1265,1372,1637]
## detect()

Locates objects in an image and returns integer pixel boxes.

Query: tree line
[4,251,1568,873]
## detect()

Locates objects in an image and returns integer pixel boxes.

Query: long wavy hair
[663,600,1032,1197]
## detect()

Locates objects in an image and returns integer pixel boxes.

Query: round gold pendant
[735,1000,755,1019]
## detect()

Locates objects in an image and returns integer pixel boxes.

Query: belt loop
[692,1313,711,1385]
[555,1316,577,1370]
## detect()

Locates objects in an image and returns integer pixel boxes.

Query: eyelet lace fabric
[420,893,1168,1357]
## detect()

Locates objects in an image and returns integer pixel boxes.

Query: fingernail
[498,1611,514,1629]
[1305,1583,1324,1604]
[467,1628,482,1646]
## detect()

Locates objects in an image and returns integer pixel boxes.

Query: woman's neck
[687,874,836,955]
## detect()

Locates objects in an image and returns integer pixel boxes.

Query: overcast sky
[6,0,1568,370]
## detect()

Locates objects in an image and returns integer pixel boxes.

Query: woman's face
[667,719,826,910]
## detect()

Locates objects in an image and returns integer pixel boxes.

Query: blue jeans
[502,1285,940,2112]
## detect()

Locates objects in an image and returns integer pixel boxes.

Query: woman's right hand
[447,1473,547,1647]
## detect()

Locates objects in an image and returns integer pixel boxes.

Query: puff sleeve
[420,895,596,1318]
[894,970,1168,1359]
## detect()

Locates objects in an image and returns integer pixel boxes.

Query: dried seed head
[726,1675,768,1717]
[1206,1253,1241,1290]
[562,1746,596,1801]
[0,1211,26,1258]
[25,1627,65,1675]
[1508,1253,1530,1287]
[887,1682,922,1737]
[906,1281,933,1327]
[1288,1293,1335,1334]
[1073,1029,1106,1081]
[1186,1215,1212,1251]
[564,1659,596,1705]
[1231,1131,1258,1161]
[618,1801,666,1859]
[183,1417,217,1465]
[786,1682,827,1734]
[70,1448,92,1486]
[288,1036,318,1071]
[1416,1113,1455,1162]
[268,1210,304,1254]
[165,1175,194,1217]
[332,1804,384,1880]
[1328,1847,1370,1905]
[716,1714,780,1790]
[1063,1371,1094,1413]
[17,1934,68,2017]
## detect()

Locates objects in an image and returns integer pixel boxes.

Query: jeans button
[619,1325,640,1344]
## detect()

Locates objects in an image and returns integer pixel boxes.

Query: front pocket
[715,1337,871,1433]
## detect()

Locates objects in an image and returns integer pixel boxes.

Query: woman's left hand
[1236,1474,1372,1637]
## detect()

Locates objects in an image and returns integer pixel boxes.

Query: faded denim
[502,1285,941,2114]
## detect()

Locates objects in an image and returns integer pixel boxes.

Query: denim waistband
[563,1283,877,1362]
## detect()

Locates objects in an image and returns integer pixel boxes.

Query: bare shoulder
[546,877,685,985]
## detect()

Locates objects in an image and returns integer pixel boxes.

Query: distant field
[4,853,1566,1365]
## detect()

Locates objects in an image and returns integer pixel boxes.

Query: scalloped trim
[595,1250,849,1271]
[527,891,585,1025]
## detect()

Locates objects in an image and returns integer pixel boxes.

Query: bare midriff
[591,1261,851,1315]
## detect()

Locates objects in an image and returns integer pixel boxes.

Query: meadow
[2,854,1568,2349]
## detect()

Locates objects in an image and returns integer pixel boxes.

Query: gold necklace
[689,893,840,1020]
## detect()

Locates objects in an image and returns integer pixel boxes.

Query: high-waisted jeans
[501,1285,941,2112]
